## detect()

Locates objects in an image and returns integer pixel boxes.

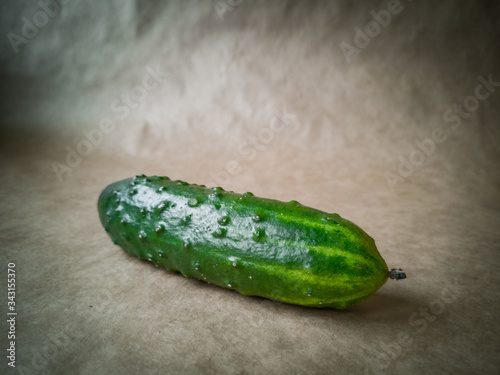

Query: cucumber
[98,175,405,309]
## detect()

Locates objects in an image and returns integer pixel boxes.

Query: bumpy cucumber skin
[98,175,389,309]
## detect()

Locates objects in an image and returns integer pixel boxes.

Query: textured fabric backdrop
[1,1,499,374]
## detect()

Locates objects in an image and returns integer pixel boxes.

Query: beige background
[1,1,499,374]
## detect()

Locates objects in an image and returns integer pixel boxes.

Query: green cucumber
[98,175,405,309]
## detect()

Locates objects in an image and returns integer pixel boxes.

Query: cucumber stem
[389,268,406,280]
